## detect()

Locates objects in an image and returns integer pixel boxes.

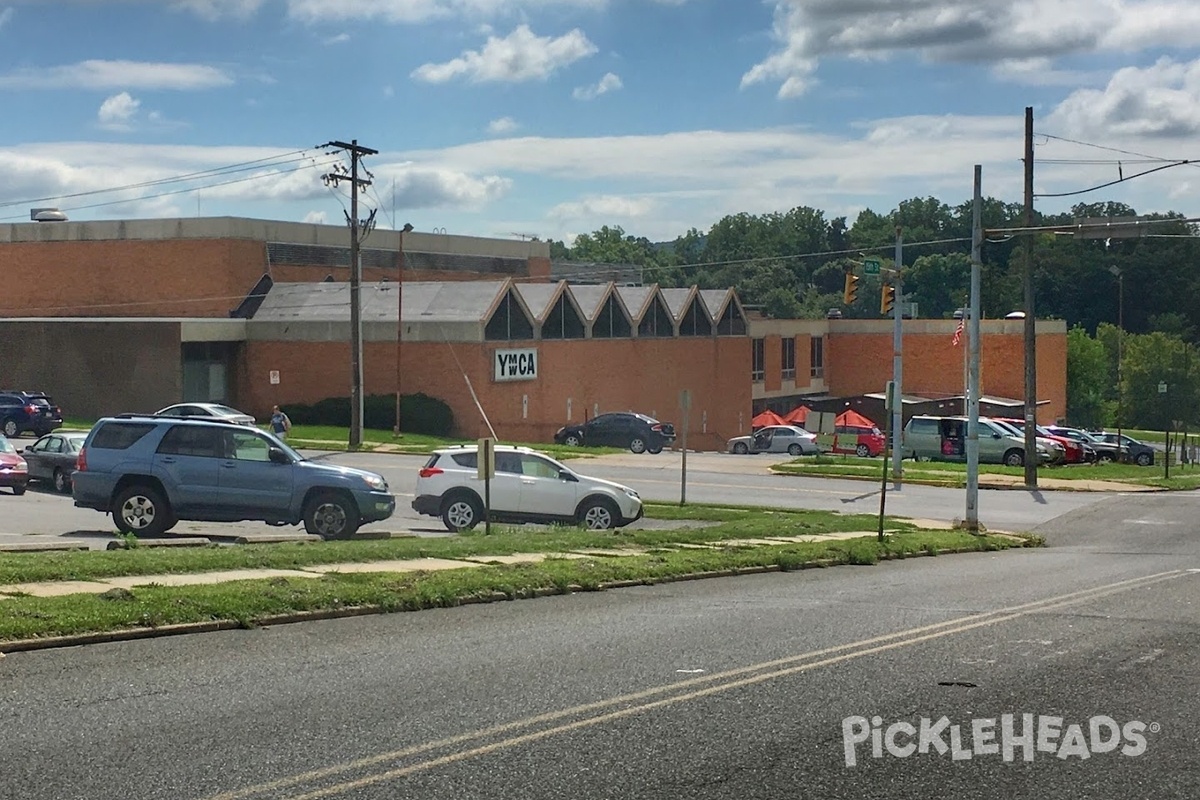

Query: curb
[0,544,1021,655]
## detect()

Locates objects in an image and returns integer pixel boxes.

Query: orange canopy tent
[751,410,786,428]
[836,409,877,429]
[782,405,811,425]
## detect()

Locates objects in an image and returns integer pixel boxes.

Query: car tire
[647,444,664,454]
[1,419,16,438]
[53,468,70,494]
[732,442,748,455]
[1136,452,1153,467]
[629,437,647,454]
[578,497,620,530]
[1003,449,1024,467]
[788,443,802,456]
[856,444,871,458]
[112,485,171,537]
[1098,453,1113,463]
[303,492,360,539]
[564,434,582,447]
[441,492,483,532]
[13,485,26,496]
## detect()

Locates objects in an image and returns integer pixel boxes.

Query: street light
[1109,264,1124,452]
[394,222,414,436]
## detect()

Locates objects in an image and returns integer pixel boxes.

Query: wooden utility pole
[322,139,378,449]
[1023,107,1038,488]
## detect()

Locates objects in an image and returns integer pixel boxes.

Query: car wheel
[53,468,70,494]
[1135,452,1153,467]
[303,492,360,539]
[113,485,171,537]
[579,497,620,530]
[856,444,871,458]
[788,443,802,456]
[733,442,748,454]
[1004,449,1024,467]
[629,437,647,454]
[1098,453,1114,464]
[564,434,582,447]
[647,444,664,454]
[12,484,26,496]
[1,419,16,438]
[441,492,483,532]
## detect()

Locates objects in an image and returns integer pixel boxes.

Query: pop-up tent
[835,409,877,429]
[782,405,811,425]
[751,410,786,428]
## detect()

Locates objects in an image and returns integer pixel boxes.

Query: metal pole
[349,143,363,449]
[1023,106,1038,489]
[891,227,904,482]
[966,165,983,532]
[394,227,406,437]
[1116,272,1124,453]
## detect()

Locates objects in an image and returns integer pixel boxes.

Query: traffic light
[843,272,860,305]
[881,283,895,316]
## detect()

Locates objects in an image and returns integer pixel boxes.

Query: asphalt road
[2,492,1198,799]
[0,450,1110,549]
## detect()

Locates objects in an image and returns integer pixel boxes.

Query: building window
[810,336,824,379]
[781,337,796,380]
[752,338,765,382]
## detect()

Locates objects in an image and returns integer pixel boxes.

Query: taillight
[76,447,87,472]
[418,467,443,478]
[650,424,663,432]
[24,404,36,414]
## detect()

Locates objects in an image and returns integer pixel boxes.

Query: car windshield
[0,436,14,454]
[989,420,1020,436]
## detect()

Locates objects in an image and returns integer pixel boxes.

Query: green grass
[0,505,918,585]
[0,530,1031,643]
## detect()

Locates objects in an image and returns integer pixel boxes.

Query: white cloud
[170,0,266,21]
[1046,57,1200,138]
[548,194,656,219]
[0,7,13,31]
[487,116,519,134]
[0,60,233,91]
[744,0,1200,99]
[324,32,350,45]
[284,0,605,24]
[573,71,622,100]
[303,210,328,224]
[381,163,512,209]
[412,25,597,84]
[97,92,141,131]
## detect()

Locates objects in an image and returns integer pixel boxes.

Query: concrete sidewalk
[0,530,895,599]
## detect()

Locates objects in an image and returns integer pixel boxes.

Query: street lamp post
[1109,265,1124,453]
[394,223,414,437]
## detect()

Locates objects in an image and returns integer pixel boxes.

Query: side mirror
[558,469,578,482]
[268,446,291,464]
[992,432,1002,439]
[24,446,33,452]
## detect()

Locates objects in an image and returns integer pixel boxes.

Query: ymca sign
[494,348,538,382]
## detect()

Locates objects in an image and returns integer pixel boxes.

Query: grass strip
[0,530,1034,643]
[0,505,914,585]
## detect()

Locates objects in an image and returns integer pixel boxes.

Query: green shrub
[284,393,454,436]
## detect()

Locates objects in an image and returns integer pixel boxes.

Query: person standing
[270,405,291,441]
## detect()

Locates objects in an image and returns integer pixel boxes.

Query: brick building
[0,216,1067,448]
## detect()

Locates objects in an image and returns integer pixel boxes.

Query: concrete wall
[0,321,183,420]
[240,336,751,450]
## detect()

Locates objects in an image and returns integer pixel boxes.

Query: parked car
[23,431,88,493]
[154,402,257,426]
[902,415,1053,466]
[832,424,887,457]
[993,418,1081,463]
[0,390,64,438]
[727,425,820,456]
[1045,426,1121,463]
[72,414,395,538]
[412,444,644,531]
[553,412,676,454]
[0,435,29,495]
[1091,431,1157,467]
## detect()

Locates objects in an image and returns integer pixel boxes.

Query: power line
[1033,160,1192,199]
[1035,132,1188,163]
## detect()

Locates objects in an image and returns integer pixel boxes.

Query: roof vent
[31,208,68,222]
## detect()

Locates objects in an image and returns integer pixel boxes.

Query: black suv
[554,412,676,454]
[0,391,64,438]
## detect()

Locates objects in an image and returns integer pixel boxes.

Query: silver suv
[902,415,1052,466]
[412,445,644,531]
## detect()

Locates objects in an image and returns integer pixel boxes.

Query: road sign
[863,258,882,275]
[884,380,896,411]
[1159,382,1168,394]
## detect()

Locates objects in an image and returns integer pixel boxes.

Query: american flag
[952,316,964,347]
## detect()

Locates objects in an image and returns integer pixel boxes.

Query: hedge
[283,393,454,436]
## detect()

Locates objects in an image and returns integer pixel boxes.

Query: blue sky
[2,0,1200,244]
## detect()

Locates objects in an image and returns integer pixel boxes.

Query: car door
[768,427,793,453]
[586,415,621,447]
[25,436,56,479]
[152,425,222,512]
[516,453,578,518]
[216,428,294,517]
[487,452,525,513]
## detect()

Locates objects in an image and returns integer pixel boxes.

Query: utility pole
[394,222,414,437]
[1022,106,1038,489]
[322,139,378,449]
[891,227,904,482]
[966,165,983,533]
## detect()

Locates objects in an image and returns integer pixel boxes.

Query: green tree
[1120,332,1198,429]
[1065,326,1111,428]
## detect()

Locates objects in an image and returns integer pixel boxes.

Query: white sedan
[153,402,257,426]
[727,425,820,456]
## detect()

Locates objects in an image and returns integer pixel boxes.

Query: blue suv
[0,391,64,438]
[72,415,395,539]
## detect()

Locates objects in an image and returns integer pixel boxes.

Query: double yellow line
[205,569,1190,800]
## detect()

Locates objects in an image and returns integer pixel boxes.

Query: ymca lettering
[494,348,538,382]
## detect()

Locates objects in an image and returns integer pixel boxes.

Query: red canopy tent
[751,410,786,428]
[836,409,877,429]
[782,405,811,425]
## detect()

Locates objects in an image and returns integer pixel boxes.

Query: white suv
[412,445,644,532]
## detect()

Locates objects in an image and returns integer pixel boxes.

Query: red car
[832,424,887,457]
[0,435,29,495]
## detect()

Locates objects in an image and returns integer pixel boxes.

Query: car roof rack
[109,413,247,426]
